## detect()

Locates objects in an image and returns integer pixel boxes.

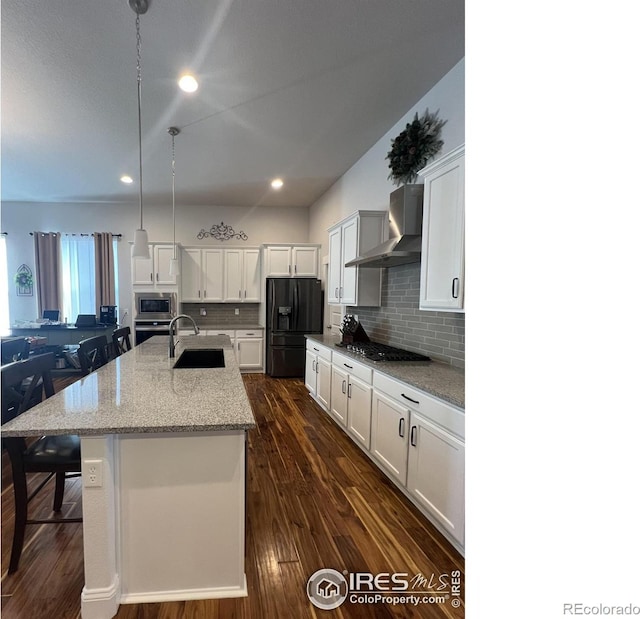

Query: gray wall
[348,263,464,368]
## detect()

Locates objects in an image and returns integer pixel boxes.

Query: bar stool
[111,326,132,357]
[77,335,110,376]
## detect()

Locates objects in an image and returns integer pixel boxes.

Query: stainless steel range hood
[345,184,424,268]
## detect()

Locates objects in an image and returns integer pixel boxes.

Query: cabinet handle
[156,272,159,281]
[312,360,316,372]
[347,383,352,398]
[288,264,291,274]
[335,287,339,298]
[246,333,254,336]
[150,272,153,282]
[313,347,319,352]
[244,290,247,298]
[239,289,241,298]
[198,290,201,298]
[294,264,297,274]
[339,286,343,297]
[315,360,319,373]
[401,393,419,405]
[342,379,346,394]
[344,363,352,369]
[410,425,417,447]
[452,277,459,299]
[204,290,207,297]
[398,417,405,438]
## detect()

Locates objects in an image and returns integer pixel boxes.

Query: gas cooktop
[335,341,430,362]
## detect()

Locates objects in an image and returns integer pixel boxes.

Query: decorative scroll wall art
[15,264,34,296]
[197,222,248,241]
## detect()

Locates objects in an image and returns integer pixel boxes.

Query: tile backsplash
[348,263,464,368]
[180,303,260,327]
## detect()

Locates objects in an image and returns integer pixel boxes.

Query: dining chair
[1,353,82,573]
[1,338,31,365]
[111,326,132,357]
[78,335,110,375]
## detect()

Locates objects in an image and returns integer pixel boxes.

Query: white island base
[80,430,247,619]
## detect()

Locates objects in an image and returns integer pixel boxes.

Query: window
[60,236,119,323]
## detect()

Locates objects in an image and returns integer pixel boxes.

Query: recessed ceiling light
[271,178,284,189]
[178,74,199,93]
[120,175,133,184]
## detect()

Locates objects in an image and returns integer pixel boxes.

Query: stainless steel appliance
[345,184,424,268]
[335,341,431,362]
[134,292,176,345]
[266,278,323,377]
[134,292,176,319]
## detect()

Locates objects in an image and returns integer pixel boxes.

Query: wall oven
[134,292,176,346]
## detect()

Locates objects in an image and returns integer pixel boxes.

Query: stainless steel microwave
[134,292,176,319]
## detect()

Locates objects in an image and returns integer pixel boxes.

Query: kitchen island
[1,335,256,619]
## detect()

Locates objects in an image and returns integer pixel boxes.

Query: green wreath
[15,272,33,287]
[386,108,446,186]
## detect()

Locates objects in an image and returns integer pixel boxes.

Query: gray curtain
[33,231,62,318]
[94,232,115,310]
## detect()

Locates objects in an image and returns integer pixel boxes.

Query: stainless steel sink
[173,348,225,369]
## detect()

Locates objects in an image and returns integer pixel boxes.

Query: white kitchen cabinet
[235,329,264,371]
[371,390,410,485]
[407,412,465,546]
[181,248,224,302]
[132,244,177,287]
[305,340,332,411]
[419,145,465,312]
[327,211,386,306]
[331,352,372,449]
[224,249,261,303]
[372,371,465,548]
[264,245,319,278]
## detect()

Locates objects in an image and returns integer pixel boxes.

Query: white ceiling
[1,0,464,208]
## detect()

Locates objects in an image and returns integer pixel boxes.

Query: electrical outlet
[84,459,103,488]
[200,308,207,316]
[235,308,239,315]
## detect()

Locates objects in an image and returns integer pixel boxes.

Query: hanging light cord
[135,12,144,230]
[171,132,177,259]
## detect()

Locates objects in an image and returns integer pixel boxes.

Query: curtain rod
[29,232,122,238]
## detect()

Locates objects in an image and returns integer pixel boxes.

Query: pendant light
[168,126,180,276]
[130,0,151,259]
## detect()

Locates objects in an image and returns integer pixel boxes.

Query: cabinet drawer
[204,329,235,337]
[306,340,332,362]
[373,372,464,439]
[235,329,263,338]
[332,351,372,385]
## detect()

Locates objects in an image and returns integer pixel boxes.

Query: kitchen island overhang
[1,335,256,619]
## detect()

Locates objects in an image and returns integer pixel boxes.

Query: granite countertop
[1,335,256,438]
[305,334,465,410]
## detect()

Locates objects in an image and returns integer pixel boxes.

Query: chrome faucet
[168,314,200,358]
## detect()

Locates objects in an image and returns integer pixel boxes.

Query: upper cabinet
[264,245,319,278]
[418,145,465,312]
[224,248,261,302]
[327,211,387,306]
[132,244,178,287]
[181,248,224,302]
[181,247,261,303]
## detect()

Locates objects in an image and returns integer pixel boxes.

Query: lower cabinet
[406,412,465,546]
[305,341,332,410]
[235,330,264,371]
[371,390,410,485]
[331,352,373,449]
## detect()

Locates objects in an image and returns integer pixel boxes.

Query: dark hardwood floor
[1,374,464,618]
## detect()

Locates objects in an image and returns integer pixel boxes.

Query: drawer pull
[410,425,417,447]
[398,417,405,438]
[313,347,319,352]
[401,393,419,405]
[344,363,353,369]
[246,333,255,336]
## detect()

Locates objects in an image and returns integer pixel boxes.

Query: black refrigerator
[266,278,323,377]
